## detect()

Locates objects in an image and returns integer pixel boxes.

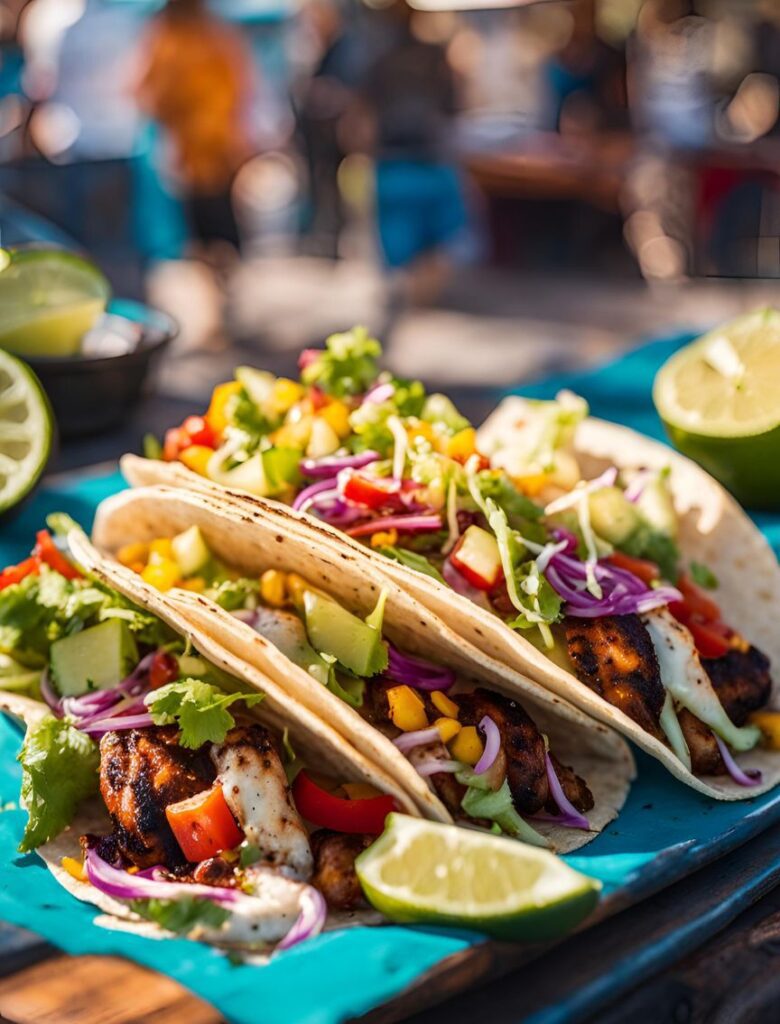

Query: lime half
[0,349,53,514]
[653,309,780,509]
[0,249,110,358]
[355,814,600,942]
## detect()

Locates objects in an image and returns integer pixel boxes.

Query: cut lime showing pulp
[0,249,110,358]
[653,309,780,509]
[0,349,53,514]
[356,814,600,942]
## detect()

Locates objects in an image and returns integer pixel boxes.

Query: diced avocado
[236,366,275,408]
[636,475,677,538]
[302,590,388,677]
[50,619,138,697]
[226,453,271,497]
[588,486,641,546]
[171,525,211,577]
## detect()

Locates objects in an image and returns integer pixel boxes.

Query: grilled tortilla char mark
[99,726,216,870]
[310,830,373,910]
[564,615,666,739]
[702,646,772,725]
[458,688,594,814]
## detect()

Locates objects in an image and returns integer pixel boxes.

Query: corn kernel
[117,541,148,569]
[434,717,461,744]
[272,378,305,413]
[179,576,206,593]
[445,427,477,461]
[149,538,174,562]
[61,856,86,882]
[370,528,398,549]
[431,690,459,718]
[285,573,309,608]
[449,725,483,766]
[342,782,383,801]
[387,685,428,732]
[141,560,180,592]
[319,399,351,438]
[180,444,214,477]
[749,711,780,750]
[206,380,241,436]
[260,569,287,607]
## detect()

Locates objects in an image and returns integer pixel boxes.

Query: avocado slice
[50,619,138,697]
[302,590,388,677]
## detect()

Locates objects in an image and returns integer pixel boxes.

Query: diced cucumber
[171,525,211,577]
[262,447,302,491]
[302,590,387,677]
[236,366,275,408]
[588,486,641,545]
[306,417,340,458]
[50,619,138,697]
[226,452,271,497]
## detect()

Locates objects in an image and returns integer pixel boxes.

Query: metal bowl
[26,299,178,438]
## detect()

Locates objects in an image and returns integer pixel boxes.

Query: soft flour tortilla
[91,485,634,853]
[121,406,780,800]
[0,689,380,950]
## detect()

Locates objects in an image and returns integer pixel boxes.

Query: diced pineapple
[444,427,477,461]
[148,538,174,564]
[434,717,461,743]
[431,690,459,718]
[387,685,428,732]
[272,377,305,413]
[319,400,351,438]
[370,529,398,549]
[141,559,180,592]
[116,541,148,569]
[449,725,483,766]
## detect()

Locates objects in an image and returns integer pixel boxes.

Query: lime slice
[355,814,600,942]
[653,309,780,508]
[0,349,53,514]
[0,249,110,358]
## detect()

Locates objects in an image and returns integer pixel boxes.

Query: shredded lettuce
[18,715,100,852]
[301,326,382,397]
[378,547,446,585]
[146,679,264,749]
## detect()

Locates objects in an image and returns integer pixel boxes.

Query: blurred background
[1,0,779,403]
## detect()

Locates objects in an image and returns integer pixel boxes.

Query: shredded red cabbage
[385,645,456,691]
[544,551,681,617]
[713,733,762,787]
[346,513,442,538]
[474,716,500,775]
[293,477,340,512]
[299,451,380,479]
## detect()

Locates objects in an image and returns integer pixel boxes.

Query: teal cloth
[1,332,779,1024]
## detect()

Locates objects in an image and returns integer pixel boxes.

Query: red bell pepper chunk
[0,557,40,592]
[292,771,396,835]
[675,573,721,622]
[607,551,660,587]
[163,426,189,462]
[341,472,402,511]
[182,416,216,449]
[149,650,180,689]
[685,617,732,659]
[33,530,82,579]
[166,785,244,862]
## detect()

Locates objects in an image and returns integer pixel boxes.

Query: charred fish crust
[310,830,373,910]
[564,614,666,738]
[702,646,772,725]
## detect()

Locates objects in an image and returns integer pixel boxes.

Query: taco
[90,486,634,853]
[0,523,428,952]
[122,329,780,799]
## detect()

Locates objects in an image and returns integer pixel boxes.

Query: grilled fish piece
[211,724,313,881]
[564,615,666,739]
[676,708,724,775]
[702,646,772,725]
[310,830,373,910]
[99,726,216,870]
[458,688,594,814]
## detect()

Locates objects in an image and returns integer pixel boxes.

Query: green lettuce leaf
[378,546,445,584]
[301,326,382,397]
[460,778,548,847]
[18,715,100,852]
[146,679,264,749]
[206,578,259,612]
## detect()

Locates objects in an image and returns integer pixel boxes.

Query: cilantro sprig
[145,679,263,749]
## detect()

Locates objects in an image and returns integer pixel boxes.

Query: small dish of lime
[653,308,780,510]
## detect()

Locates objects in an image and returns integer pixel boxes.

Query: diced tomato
[449,526,504,591]
[675,573,721,622]
[607,551,660,586]
[149,650,179,689]
[292,771,396,835]
[0,557,40,592]
[341,471,402,511]
[163,426,189,462]
[182,416,216,449]
[685,618,732,659]
[166,785,244,862]
[33,530,82,579]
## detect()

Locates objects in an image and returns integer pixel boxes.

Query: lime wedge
[355,814,600,942]
[653,309,780,508]
[0,349,53,514]
[0,249,110,358]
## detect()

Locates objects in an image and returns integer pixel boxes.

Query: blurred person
[132,0,256,258]
[294,0,369,258]
[360,0,469,308]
